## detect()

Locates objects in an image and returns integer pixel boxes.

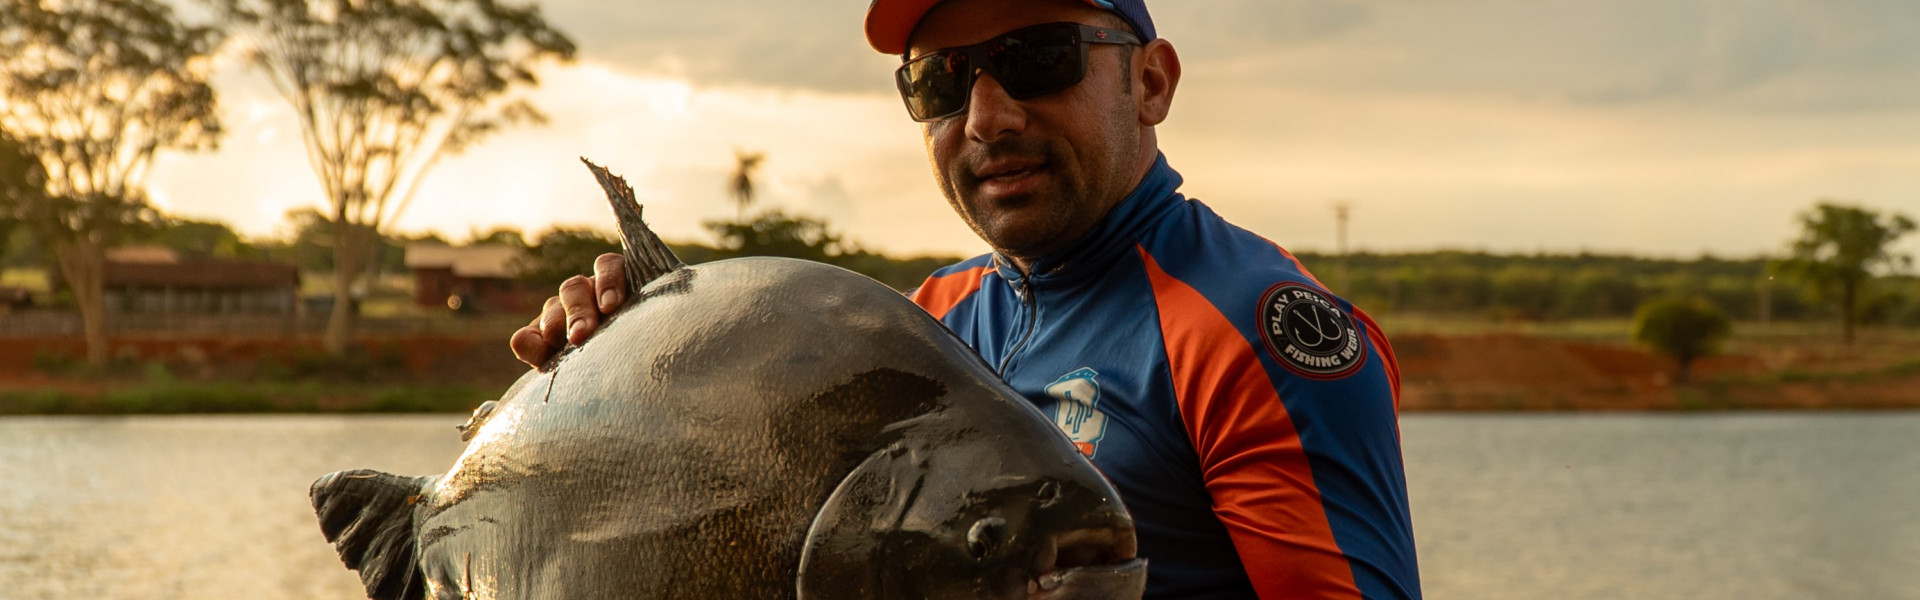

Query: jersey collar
[992,153,1185,289]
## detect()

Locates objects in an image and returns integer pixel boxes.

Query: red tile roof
[103,259,300,289]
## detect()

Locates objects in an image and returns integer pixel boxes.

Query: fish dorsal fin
[581,158,684,298]
[311,469,434,600]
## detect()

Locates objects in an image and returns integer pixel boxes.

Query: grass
[1888,358,1920,376]
[1705,357,1920,386]
[1373,314,1637,340]
[1378,313,1920,346]
[1,268,49,292]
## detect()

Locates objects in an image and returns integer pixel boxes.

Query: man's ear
[1136,39,1181,126]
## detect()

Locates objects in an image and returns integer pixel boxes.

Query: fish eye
[966,517,1007,560]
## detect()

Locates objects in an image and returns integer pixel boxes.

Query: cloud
[519,0,1920,116]
[1165,0,1920,115]
[1154,0,1373,54]
[142,0,1920,261]
[536,0,897,93]
[150,61,986,256]
[1561,0,1920,112]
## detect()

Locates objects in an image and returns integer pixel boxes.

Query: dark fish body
[310,162,1145,600]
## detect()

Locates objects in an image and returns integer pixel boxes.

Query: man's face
[907,0,1145,266]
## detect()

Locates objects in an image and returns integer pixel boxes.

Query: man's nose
[963,71,1026,142]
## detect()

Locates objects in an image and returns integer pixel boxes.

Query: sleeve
[1142,253,1421,599]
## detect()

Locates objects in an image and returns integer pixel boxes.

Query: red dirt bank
[1392,334,1920,411]
[6,332,1916,412]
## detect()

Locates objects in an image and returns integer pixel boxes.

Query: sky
[147,0,1920,260]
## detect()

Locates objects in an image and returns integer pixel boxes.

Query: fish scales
[309,161,1148,600]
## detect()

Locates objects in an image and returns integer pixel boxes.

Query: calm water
[1,413,1916,599]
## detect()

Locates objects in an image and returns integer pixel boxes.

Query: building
[404,243,542,314]
[102,247,300,314]
[0,286,32,310]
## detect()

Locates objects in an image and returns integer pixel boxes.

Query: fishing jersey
[910,156,1421,600]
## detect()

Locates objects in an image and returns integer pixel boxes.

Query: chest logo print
[1258,283,1367,379]
[1046,367,1108,458]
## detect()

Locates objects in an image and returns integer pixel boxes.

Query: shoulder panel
[910,255,993,321]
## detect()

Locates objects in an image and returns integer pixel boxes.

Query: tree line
[0,0,573,362]
[1311,249,1916,327]
[1308,203,1918,333]
[1,0,1910,366]
[16,200,1913,332]
[1,207,967,300]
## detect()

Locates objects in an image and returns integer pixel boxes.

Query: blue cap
[866,0,1156,55]
[1082,0,1156,43]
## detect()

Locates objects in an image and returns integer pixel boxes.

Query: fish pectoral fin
[796,448,925,600]
[311,469,436,600]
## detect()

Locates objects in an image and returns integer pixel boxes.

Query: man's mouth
[974,158,1047,183]
[969,157,1050,200]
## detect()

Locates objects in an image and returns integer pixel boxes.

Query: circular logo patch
[1258,283,1366,379]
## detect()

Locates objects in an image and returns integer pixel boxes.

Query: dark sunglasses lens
[899,51,971,120]
[989,27,1081,99]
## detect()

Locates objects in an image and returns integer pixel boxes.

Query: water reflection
[1,413,1917,600]
[0,416,466,600]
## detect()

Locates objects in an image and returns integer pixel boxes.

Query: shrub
[1632,296,1733,383]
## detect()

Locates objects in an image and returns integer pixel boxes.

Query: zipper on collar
[996,274,1038,376]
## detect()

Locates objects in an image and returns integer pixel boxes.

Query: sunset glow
[144,0,1920,259]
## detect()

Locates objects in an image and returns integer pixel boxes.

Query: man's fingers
[558,275,600,345]
[513,256,625,368]
[509,326,549,367]
[538,295,567,352]
[592,253,627,312]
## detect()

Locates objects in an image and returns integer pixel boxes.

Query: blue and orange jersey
[911,156,1421,600]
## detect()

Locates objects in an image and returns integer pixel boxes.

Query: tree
[1632,296,1732,384]
[705,209,848,263]
[514,226,619,290]
[209,0,576,355]
[728,149,765,220]
[0,0,222,363]
[0,132,43,262]
[469,226,525,248]
[1770,202,1916,344]
[151,217,259,259]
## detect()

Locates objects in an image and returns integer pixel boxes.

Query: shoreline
[3,373,1915,416]
[3,328,1914,415]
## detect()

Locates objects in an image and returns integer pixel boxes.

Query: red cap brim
[865,0,946,55]
[865,0,1109,55]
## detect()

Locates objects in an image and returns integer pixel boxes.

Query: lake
[2,413,1916,599]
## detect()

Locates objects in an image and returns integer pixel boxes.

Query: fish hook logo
[1258,283,1366,379]
[1047,368,1108,458]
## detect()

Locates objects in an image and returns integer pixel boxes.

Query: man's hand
[510,253,630,366]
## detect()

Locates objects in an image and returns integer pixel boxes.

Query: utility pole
[1758,259,1772,332]
[1333,200,1352,292]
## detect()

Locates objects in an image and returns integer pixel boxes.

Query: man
[511,1,1421,598]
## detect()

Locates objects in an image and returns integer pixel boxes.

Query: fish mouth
[1025,528,1147,600]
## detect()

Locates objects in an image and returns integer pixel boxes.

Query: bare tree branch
[207,0,574,355]
[0,0,223,363]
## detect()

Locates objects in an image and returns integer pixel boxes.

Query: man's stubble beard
[943,61,1143,263]
[936,111,1140,264]
[939,135,1086,260]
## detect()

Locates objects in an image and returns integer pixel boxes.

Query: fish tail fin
[312,469,434,600]
[581,157,684,298]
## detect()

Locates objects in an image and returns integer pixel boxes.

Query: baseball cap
[865,0,1157,55]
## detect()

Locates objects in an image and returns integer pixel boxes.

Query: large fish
[310,160,1147,600]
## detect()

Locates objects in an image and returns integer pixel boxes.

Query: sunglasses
[894,22,1142,122]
